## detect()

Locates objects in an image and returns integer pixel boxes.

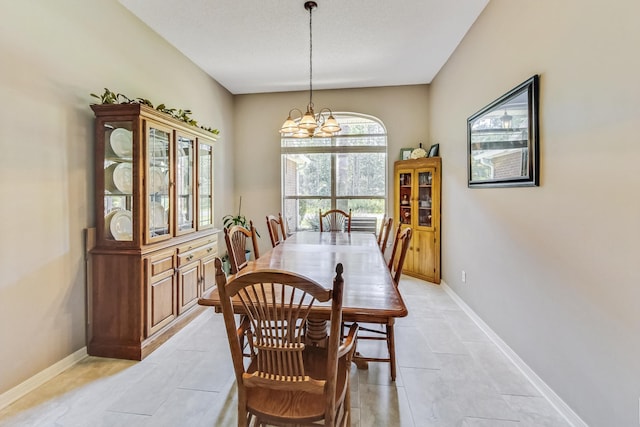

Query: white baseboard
[0,347,88,411]
[440,281,587,427]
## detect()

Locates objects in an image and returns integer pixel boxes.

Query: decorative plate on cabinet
[112,163,132,193]
[105,209,133,240]
[105,163,133,193]
[410,146,427,159]
[148,166,166,194]
[149,201,168,228]
[110,128,133,158]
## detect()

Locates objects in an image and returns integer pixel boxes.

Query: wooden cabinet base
[88,305,205,360]
[402,270,441,285]
[89,232,219,360]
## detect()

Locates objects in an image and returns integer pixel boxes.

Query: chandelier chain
[279,1,340,138]
[308,4,313,107]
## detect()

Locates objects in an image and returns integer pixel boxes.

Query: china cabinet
[394,157,441,284]
[90,103,219,360]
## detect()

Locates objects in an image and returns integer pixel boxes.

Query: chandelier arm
[288,108,304,120]
[317,107,334,116]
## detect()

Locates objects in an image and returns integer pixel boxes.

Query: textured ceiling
[119,0,489,95]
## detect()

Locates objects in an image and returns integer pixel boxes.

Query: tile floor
[0,276,571,426]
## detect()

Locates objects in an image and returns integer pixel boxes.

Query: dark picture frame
[427,143,439,157]
[467,75,539,187]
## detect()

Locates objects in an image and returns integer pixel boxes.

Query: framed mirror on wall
[468,75,539,187]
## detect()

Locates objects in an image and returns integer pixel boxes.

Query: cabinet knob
[207,247,213,252]
[187,254,194,261]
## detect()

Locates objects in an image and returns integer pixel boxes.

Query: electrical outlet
[461,270,466,283]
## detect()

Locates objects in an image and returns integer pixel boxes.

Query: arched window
[281,113,387,231]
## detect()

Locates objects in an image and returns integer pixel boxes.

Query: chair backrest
[215,258,346,425]
[377,216,393,252]
[224,220,260,274]
[266,213,287,248]
[388,224,412,284]
[319,209,352,233]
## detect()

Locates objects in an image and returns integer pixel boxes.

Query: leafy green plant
[200,126,220,135]
[90,88,129,104]
[222,196,260,237]
[90,88,220,135]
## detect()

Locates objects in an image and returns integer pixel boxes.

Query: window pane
[337,199,385,233]
[335,135,386,146]
[282,137,332,148]
[281,113,387,232]
[336,153,386,196]
[336,116,386,135]
[337,199,385,216]
[284,198,330,231]
[283,153,331,196]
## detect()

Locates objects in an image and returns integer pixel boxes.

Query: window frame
[281,113,388,232]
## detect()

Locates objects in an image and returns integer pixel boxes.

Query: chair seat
[246,345,349,424]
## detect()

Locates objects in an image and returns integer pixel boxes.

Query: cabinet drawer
[148,250,175,278]
[177,243,217,266]
[177,235,218,254]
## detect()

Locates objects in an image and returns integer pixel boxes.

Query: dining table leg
[305,318,328,347]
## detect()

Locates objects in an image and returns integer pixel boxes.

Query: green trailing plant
[90,88,220,135]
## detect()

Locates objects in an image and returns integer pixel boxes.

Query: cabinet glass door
[176,134,195,235]
[398,171,412,225]
[146,123,172,243]
[417,169,433,228]
[103,120,134,242]
[197,142,214,230]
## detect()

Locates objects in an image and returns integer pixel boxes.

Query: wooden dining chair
[224,221,261,358]
[265,212,287,248]
[377,216,393,253]
[388,224,412,285]
[350,224,412,381]
[319,209,352,233]
[224,221,260,275]
[215,259,359,427]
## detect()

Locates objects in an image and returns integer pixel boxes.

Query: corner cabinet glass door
[416,168,434,228]
[197,141,214,230]
[145,122,172,244]
[398,170,413,225]
[103,120,134,242]
[175,133,196,235]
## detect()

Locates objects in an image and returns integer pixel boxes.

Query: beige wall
[430,0,640,425]
[0,1,234,395]
[234,85,430,255]
[3,1,639,424]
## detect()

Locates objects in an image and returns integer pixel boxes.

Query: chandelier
[279,1,341,138]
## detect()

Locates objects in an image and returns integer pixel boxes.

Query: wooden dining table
[198,231,408,324]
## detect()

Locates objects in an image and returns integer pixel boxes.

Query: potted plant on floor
[221,196,260,274]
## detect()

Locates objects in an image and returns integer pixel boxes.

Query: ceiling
[119,0,489,95]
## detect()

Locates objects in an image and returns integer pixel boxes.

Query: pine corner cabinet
[89,103,220,360]
[394,157,441,284]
